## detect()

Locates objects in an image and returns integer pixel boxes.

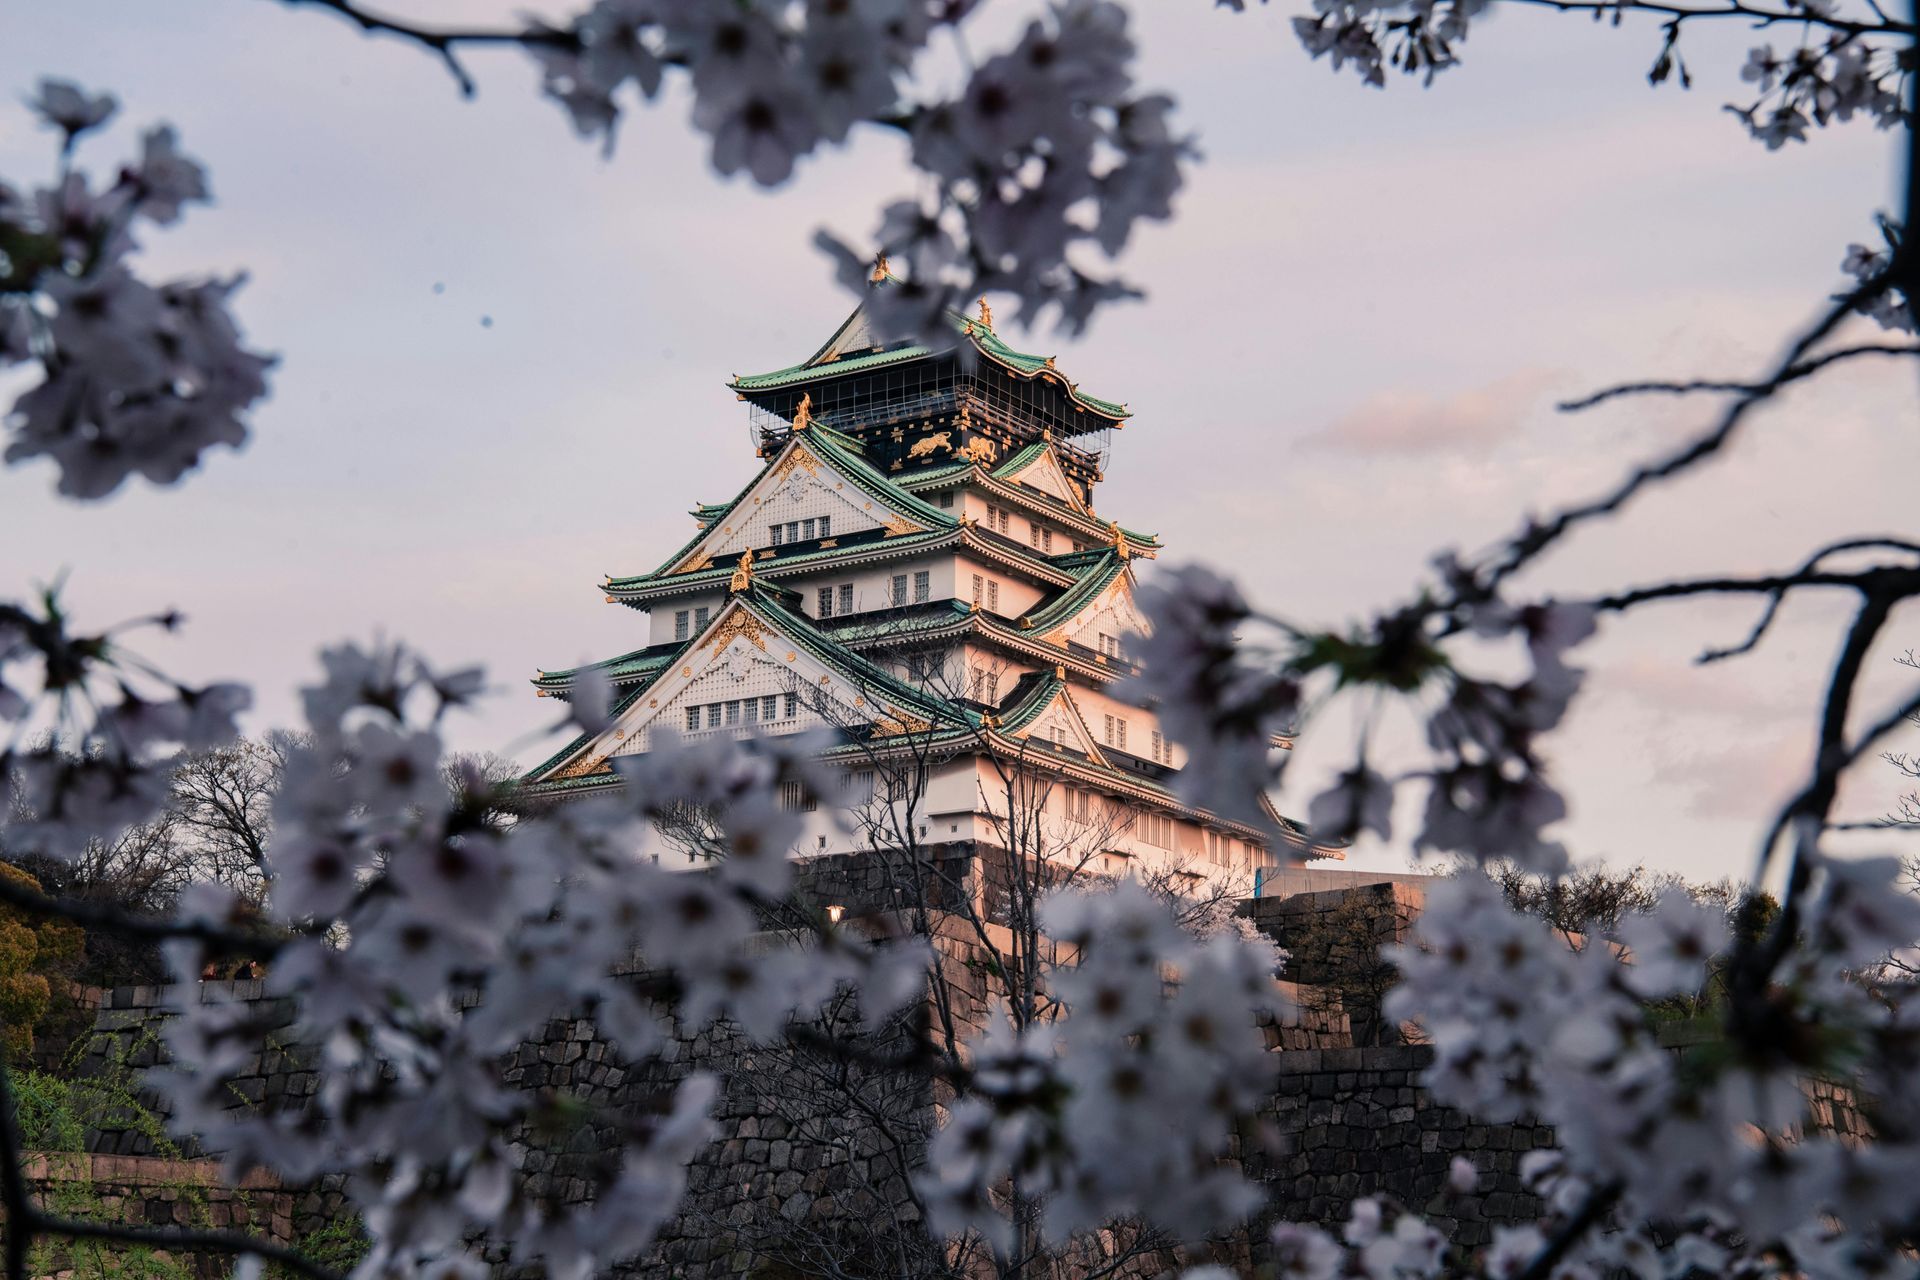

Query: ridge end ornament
[977,297,992,328]
[791,391,813,432]
[729,549,757,593]
[870,253,890,283]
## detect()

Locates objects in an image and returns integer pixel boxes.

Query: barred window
[685,706,700,732]
[818,587,835,618]
[675,610,690,641]
[837,583,853,614]
[913,570,930,603]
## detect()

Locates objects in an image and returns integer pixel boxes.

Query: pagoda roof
[727,287,1130,423]
[523,581,976,788]
[533,641,681,697]
[610,422,959,595]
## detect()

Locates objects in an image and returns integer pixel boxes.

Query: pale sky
[2,0,1914,885]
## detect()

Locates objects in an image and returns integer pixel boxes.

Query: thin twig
[1513,1181,1624,1280]
[1480,273,1891,593]
[1558,343,1920,412]
[270,0,578,95]
[1505,0,1914,34]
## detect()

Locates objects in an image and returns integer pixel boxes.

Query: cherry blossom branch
[270,0,578,95]
[1513,1181,1624,1280]
[1504,0,1914,37]
[1556,342,1920,411]
[1478,272,1888,593]
[1589,542,1920,663]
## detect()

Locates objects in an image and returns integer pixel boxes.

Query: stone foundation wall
[1245,1046,1549,1253]
[50,882,1543,1277]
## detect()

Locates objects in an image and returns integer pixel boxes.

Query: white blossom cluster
[1,591,252,856]
[520,0,1191,341]
[5,590,1305,1273]
[1732,35,1908,151]
[1837,219,1915,333]
[919,880,1287,1253]
[1131,559,1594,874]
[1,82,273,499]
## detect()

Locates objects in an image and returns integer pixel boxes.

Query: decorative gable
[1001,442,1087,513]
[666,439,928,573]
[1011,683,1108,764]
[1046,573,1148,653]
[532,601,900,779]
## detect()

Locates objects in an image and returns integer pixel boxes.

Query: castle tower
[521,270,1326,880]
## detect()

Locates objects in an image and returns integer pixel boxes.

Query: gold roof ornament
[978,297,992,328]
[791,391,813,432]
[871,253,890,282]
[1107,520,1131,560]
[729,549,757,593]
[1053,665,1066,680]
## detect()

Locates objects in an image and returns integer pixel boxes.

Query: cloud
[1302,370,1567,456]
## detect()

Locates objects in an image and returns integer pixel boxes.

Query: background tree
[0,863,83,1062]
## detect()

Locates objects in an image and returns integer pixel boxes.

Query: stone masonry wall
[1245,1045,1550,1255]
[47,882,1536,1278]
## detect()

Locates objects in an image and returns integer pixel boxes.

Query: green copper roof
[728,294,1129,422]
[534,642,681,694]
[1015,550,1130,633]
[610,425,957,592]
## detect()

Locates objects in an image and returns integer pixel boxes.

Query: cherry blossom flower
[1617,886,1729,997]
[28,78,117,141]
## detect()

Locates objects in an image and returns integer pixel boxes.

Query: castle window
[818,587,835,618]
[837,583,853,614]
[694,606,710,630]
[938,491,954,508]
[779,781,817,812]
[685,706,700,732]
[1104,715,1128,751]
[802,518,817,540]
[762,695,778,720]
[818,515,830,537]
[1098,633,1120,659]
[745,697,760,724]
[707,705,722,729]
[1138,811,1174,850]
[770,524,783,546]
[784,693,798,718]
[988,581,999,612]
[971,574,984,604]
[675,610,690,641]
[891,574,908,606]
[1151,729,1165,764]
[913,571,930,603]
[725,700,741,726]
